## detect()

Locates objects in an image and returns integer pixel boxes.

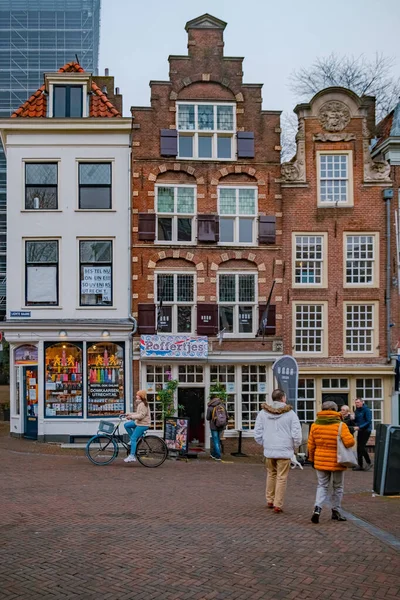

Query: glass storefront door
[24,366,38,439]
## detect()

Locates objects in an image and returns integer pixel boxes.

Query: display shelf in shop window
[45,346,83,417]
[87,346,125,417]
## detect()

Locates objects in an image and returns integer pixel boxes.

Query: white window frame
[317,150,354,207]
[218,186,258,246]
[155,184,196,245]
[344,302,378,356]
[47,74,89,118]
[292,232,327,288]
[297,378,316,423]
[344,232,379,288]
[293,301,328,357]
[144,364,172,431]
[209,364,237,430]
[218,272,258,338]
[355,378,384,431]
[241,364,267,430]
[176,101,237,161]
[155,271,196,335]
[22,159,60,212]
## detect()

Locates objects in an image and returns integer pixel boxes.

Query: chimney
[185,14,227,58]
[102,85,108,96]
[115,87,120,95]
[104,67,109,76]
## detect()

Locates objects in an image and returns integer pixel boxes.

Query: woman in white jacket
[254,389,302,513]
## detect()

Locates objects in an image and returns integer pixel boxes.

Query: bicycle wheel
[86,435,118,466]
[136,435,168,468]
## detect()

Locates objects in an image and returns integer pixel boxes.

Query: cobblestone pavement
[1,436,399,600]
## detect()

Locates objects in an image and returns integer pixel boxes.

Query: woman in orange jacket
[308,400,355,524]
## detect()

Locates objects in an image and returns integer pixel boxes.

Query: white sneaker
[124,455,137,463]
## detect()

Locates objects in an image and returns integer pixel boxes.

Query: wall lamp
[102,330,110,337]
[59,330,67,338]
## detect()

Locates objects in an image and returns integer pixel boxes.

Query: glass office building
[0,0,101,319]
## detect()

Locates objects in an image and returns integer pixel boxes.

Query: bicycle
[85,415,168,468]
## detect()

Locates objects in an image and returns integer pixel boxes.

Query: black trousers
[357,429,371,468]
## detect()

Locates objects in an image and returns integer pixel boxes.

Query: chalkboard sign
[164,417,190,454]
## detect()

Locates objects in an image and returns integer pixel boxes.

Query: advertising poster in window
[164,417,189,453]
[81,267,111,302]
[45,343,83,417]
[87,343,125,417]
[15,344,38,365]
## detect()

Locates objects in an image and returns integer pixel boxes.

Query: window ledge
[75,209,116,213]
[317,203,353,209]
[23,306,62,310]
[21,209,62,213]
[76,306,117,310]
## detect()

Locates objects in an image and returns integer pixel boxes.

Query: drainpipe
[383,188,394,363]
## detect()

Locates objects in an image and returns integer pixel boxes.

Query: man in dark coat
[353,398,373,471]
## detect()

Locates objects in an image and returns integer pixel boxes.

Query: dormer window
[53,85,83,118]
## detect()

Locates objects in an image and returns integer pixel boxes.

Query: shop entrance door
[178,388,205,445]
[322,393,348,410]
[24,366,38,439]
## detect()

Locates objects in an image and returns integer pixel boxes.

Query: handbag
[337,422,358,468]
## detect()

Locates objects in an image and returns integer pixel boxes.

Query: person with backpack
[206,396,228,461]
[254,389,302,513]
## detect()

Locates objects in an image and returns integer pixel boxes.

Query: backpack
[212,403,227,428]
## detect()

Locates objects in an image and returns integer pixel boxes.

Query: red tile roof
[11,62,121,119]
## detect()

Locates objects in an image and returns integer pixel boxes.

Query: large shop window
[25,163,58,210]
[80,240,113,306]
[297,378,316,422]
[210,365,236,430]
[79,163,112,209]
[87,342,125,417]
[356,378,383,430]
[218,187,257,244]
[45,343,83,417]
[25,240,58,305]
[146,365,172,430]
[156,185,195,243]
[218,273,257,336]
[177,103,235,160]
[156,273,195,334]
[241,365,267,430]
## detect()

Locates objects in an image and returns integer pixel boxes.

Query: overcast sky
[100,0,400,117]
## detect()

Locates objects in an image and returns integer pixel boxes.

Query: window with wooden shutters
[197,303,218,336]
[138,304,156,334]
[218,273,257,336]
[156,273,195,334]
[138,213,156,241]
[259,216,276,245]
[160,129,178,157]
[237,131,255,158]
[197,214,219,243]
[258,304,276,336]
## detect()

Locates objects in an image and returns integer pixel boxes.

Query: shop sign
[81,267,111,301]
[15,344,38,365]
[88,383,120,400]
[10,311,31,318]
[140,335,208,359]
[273,355,298,410]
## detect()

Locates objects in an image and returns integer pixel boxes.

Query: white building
[0,63,132,441]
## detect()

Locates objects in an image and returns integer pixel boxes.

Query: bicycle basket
[98,420,115,434]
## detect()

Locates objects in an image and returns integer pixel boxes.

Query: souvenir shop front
[5,320,132,442]
[135,334,279,449]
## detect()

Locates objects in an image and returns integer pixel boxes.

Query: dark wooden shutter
[197,214,219,243]
[259,216,276,245]
[138,303,156,335]
[160,129,178,157]
[259,304,276,336]
[138,213,156,241]
[237,131,255,158]
[197,303,218,336]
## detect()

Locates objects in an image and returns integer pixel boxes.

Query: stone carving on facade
[313,132,356,142]
[281,118,306,183]
[319,101,351,132]
[362,118,391,182]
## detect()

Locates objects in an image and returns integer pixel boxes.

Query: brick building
[373,98,400,425]
[131,14,282,449]
[280,87,399,430]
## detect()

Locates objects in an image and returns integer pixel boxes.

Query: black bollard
[231,429,248,457]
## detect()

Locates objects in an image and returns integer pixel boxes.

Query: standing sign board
[164,417,190,454]
[273,355,299,411]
